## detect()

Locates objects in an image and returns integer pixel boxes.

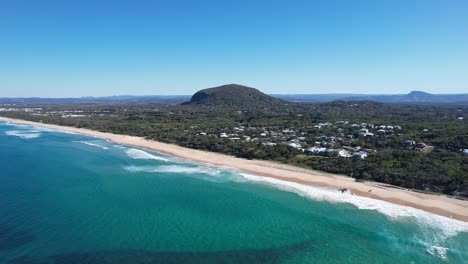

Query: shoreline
[1,116,468,222]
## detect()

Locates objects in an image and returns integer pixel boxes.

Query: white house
[219,133,228,138]
[305,147,327,155]
[337,149,350,157]
[288,143,302,149]
[352,151,368,159]
[463,149,468,156]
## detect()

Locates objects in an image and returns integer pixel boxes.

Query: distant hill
[343,91,468,103]
[0,95,190,104]
[186,84,286,107]
[2,89,468,105]
[273,91,468,104]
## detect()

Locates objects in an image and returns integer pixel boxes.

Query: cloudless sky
[1,0,467,97]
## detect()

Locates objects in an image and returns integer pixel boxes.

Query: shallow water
[0,121,467,263]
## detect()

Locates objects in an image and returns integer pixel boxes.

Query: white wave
[5,130,41,139]
[76,141,109,150]
[3,122,31,128]
[238,173,468,238]
[125,148,169,162]
[426,246,448,260]
[124,165,221,176]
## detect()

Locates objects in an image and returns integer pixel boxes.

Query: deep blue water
[0,121,467,263]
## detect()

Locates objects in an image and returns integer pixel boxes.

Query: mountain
[186,84,286,107]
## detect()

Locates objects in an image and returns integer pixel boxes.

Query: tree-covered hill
[186,84,287,108]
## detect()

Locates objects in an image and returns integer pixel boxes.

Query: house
[463,149,468,155]
[457,117,464,120]
[358,132,373,138]
[305,147,327,155]
[335,149,350,157]
[415,142,427,150]
[288,143,302,149]
[352,151,368,159]
[219,133,228,138]
[403,140,416,147]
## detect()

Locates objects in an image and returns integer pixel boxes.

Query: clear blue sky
[1,0,467,97]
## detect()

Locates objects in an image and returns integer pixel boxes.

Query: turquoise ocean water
[0,121,467,264]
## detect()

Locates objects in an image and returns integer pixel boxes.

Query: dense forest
[1,94,468,198]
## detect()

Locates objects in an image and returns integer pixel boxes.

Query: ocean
[0,121,467,263]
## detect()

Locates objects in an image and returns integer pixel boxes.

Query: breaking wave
[238,172,468,260]
[5,130,41,139]
[125,148,169,162]
[124,165,221,176]
[76,141,109,150]
[426,245,448,260]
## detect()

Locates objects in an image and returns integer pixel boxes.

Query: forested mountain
[186,84,287,108]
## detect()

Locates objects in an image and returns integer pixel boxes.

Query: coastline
[1,116,468,222]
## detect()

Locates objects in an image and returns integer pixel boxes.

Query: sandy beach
[1,116,468,222]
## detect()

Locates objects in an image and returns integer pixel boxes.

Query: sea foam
[76,141,109,150]
[124,165,221,176]
[5,130,41,139]
[125,148,169,162]
[238,173,468,260]
[239,173,468,235]
[426,245,448,260]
